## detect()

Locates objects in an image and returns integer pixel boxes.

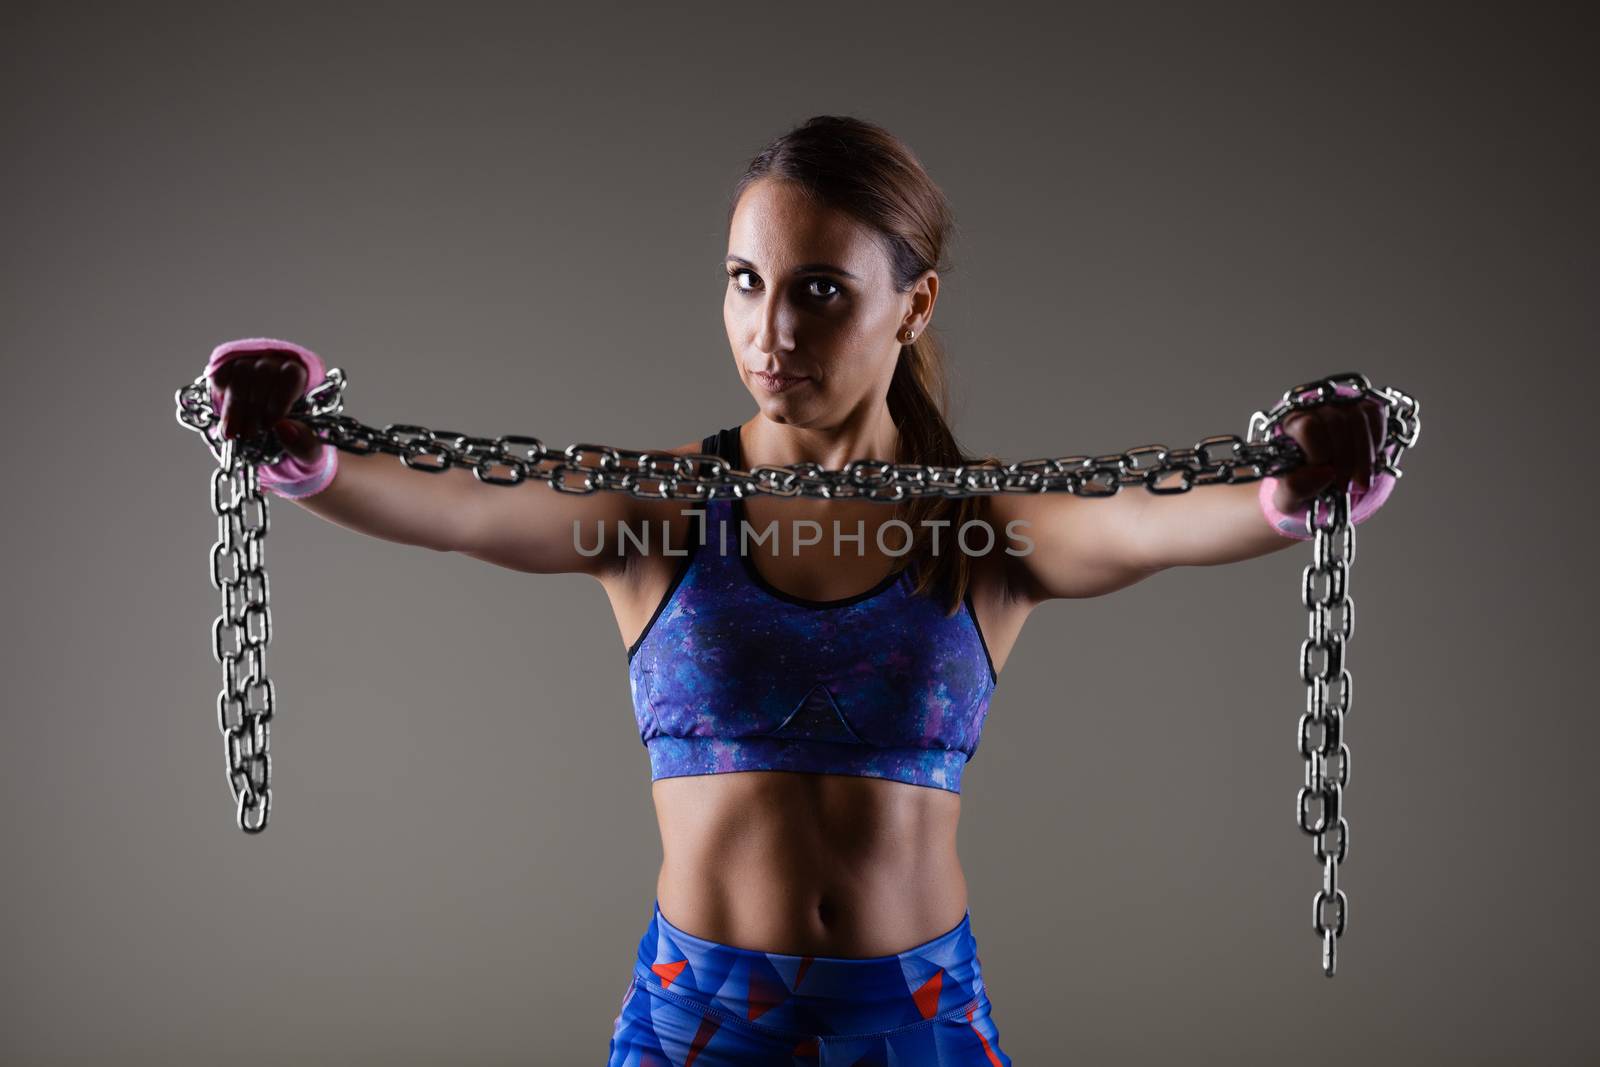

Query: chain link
[174,366,1420,974]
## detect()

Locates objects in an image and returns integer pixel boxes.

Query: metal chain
[1251,377,1421,976]
[173,367,1420,974]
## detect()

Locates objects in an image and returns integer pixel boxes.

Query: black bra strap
[703,426,743,466]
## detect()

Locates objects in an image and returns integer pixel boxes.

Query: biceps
[1007,491,1161,602]
[455,478,636,577]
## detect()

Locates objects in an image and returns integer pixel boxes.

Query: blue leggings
[607,900,1013,1066]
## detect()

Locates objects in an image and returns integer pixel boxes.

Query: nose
[751,290,795,357]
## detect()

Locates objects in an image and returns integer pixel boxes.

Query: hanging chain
[174,366,1420,974]
[1250,376,1421,975]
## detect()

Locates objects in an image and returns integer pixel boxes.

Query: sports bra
[625,426,999,794]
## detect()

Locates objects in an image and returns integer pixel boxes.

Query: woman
[208,115,1387,1064]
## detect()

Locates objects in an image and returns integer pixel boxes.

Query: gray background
[4,1,1594,1063]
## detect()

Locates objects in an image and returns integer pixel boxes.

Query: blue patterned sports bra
[625,427,998,794]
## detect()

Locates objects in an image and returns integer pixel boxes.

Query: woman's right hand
[209,350,324,463]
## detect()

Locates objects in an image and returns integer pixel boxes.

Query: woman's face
[723,177,935,426]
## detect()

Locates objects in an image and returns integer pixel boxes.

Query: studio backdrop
[4,2,1594,1064]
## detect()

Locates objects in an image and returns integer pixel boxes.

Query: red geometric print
[682,1013,721,1067]
[968,1000,1005,1066]
[650,958,687,990]
[913,968,944,1019]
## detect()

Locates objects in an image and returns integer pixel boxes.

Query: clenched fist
[1270,393,1388,517]
[208,350,324,464]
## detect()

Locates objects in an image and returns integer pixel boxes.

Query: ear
[909,269,939,327]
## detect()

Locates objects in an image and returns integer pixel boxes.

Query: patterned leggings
[607,900,1013,1066]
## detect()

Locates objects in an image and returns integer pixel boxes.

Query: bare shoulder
[979,492,1058,604]
[603,438,710,590]
[961,494,1038,677]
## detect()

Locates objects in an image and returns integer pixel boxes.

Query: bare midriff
[651,769,968,958]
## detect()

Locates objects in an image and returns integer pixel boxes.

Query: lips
[753,370,809,392]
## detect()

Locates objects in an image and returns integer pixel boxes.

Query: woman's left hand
[1270,395,1388,517]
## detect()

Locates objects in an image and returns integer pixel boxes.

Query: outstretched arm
[294,448,639,578]
[1126,478,1303,570]
[1000,393,1389,602]
[205,339,646,579]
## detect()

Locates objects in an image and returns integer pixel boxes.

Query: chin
[755,397,801,423]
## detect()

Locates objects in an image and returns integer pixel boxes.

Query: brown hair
[727,114,998,615]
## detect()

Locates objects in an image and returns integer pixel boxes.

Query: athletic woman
[207,115,1389,1065]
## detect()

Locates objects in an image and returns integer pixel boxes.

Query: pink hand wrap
[1258,382,1396,541]
[204,338,339,500]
